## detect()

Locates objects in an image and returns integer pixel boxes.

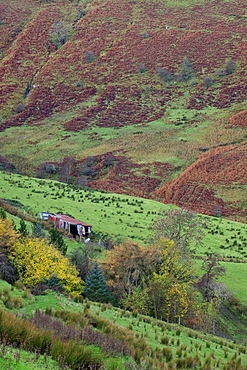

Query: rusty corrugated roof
[55,214,92,227]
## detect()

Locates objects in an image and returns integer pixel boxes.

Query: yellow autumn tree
[166,283,190,324]
[101,241,161,297]
[150,239,197,323]
[11,237,83,296]
[0,218,18,251]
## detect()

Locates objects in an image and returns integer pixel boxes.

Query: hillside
[1,171,247,306]
[0,279,247,370]
[0,0,247,218]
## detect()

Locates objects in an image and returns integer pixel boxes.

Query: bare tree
[197,254,226,302]
[151,208,206,253]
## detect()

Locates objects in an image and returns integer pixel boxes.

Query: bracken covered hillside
[0,0,247,219]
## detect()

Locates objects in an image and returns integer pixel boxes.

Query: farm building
[39,212,92,239]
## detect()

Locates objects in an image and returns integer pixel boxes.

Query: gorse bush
[11,237,83,296]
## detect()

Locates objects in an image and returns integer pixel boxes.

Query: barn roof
[55,214,92,227]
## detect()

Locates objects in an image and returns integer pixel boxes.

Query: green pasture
[1,170,247,252]
[0,170,176,243]
[1,171,247,311]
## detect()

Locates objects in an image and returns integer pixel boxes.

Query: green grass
[1,170,247,250]
[0,346,60,370]
[0,170,177,243]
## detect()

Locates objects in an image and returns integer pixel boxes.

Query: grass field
[0,280,245,369]
[1,170,247,249]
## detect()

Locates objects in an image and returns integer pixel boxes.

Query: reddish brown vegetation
[154,143,247,217]
[2,0,247,129]
[229,110,247,127]
[37,152,173,198]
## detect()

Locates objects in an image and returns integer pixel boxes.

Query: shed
[40,212,92,238]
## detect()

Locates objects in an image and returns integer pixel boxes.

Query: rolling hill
[0,0,247,219]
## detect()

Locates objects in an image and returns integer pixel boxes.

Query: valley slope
[0,0,247,219]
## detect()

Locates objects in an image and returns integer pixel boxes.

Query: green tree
[148,279,168,319]
[157,67,174,82]
[83,263,112,303]
[178,57,194,81]
[149,239,197,323]
[32,222,46,239]
[50,20,71,48]
[18,219,28,237]
[85,50,96,63]
[69,245,97,280]
[0,207,7,219]
[49,228,67,255]
[122,287,151,315]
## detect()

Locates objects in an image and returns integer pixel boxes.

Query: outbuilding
[39,212,92,239]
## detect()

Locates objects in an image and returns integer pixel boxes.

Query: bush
[157,67,174,82]
[203,76,213,89]
[162,347,172,361]
[51,339,103,369]
[177,57,194,81]
[138,64,147,73]
[85,51,96,63]
[15,103,25,114]
[161,336,169,345]
[4,296,23,309]
[142,31,149,39]
[11,237,83,296]
[50,20,71,48]
[225,59,236,75]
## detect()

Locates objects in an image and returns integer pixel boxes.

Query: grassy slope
[0,280,247,369]
[1,170,247,249]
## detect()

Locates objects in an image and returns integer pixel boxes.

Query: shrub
[162,347,172,361]
[161,336,169,345]
[15,103,25,114]
[142,31,149,39]
[138,64,147,73]
[177,57,194,81]
[203,76,213,89]
[22,289,32,300]
[225,59,236,75]
[50,20,71,48]
[51,339,103,369]
[4,296,23,309]
[0,255,19,284]
[85,51,96,63]
[157,67,174,82]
